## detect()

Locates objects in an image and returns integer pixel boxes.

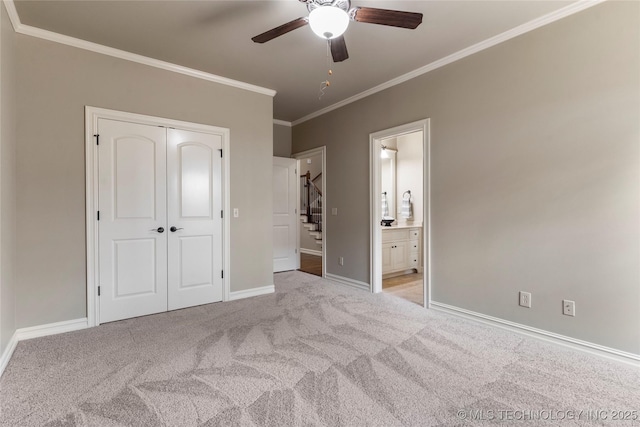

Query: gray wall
[0,2,17,353]
[292,2,640,354]
[273,123,292,157]
[15,35,274,328]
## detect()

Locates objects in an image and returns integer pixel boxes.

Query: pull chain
[318,40,334,100]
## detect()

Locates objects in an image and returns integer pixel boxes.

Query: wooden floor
[299,253,322,276]
[382,272,423,306]
[299,254,420,306]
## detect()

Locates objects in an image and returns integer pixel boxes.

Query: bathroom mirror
[380,146,396,221]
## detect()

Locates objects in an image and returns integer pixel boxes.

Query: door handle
[170,226,184,232]
[151,227,164,233]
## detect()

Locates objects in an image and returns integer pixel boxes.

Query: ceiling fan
[251,0,423,62]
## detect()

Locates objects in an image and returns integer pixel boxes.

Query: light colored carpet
[1,271,638,426]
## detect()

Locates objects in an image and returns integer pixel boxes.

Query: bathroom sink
[381,217,395,227]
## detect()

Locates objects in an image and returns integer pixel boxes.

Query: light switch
[331,208,338,216]
[233,208,239,218]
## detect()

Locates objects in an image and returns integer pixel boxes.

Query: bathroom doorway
[370,120,430,307]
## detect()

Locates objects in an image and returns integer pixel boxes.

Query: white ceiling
[14,0,575,122]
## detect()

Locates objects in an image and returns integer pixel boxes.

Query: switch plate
[233,208,239,218]
[563,300,575,316]
[339,257,344,266]
[331,208,338,216]
[519,291,531,308]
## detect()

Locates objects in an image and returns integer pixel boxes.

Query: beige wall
[273,123,291,157]
[15,35,274,328]
[293,2,640,354]
[0,2,17,353]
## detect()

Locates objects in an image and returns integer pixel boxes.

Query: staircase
[300,213,322,247]
[300,172,322,248]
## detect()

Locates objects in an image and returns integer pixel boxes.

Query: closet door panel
[98,119,168,323]
[167,129,223,310]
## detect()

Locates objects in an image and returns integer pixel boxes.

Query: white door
[98,120,224,323]
[167,129,223,310]
[98,119,168,323]
[273,157,298,272]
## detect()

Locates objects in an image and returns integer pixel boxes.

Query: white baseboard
[300,248,322,256]
[0,332,19,377]
[15,317,89,341]
[325,273,370,292]
[228,285,275,301]
[0,317,88,377]
[430,302,640,367]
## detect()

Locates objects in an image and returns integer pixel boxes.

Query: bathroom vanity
[381,225,422,276]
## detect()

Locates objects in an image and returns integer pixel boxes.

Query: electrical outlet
[519,291,531,308]
[339,257,344,266]
[563,300,575,316]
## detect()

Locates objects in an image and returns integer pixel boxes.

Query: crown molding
[3,0,20,31]
[2,0,276,98]
[292,0,606,126]
[273,119,292,127]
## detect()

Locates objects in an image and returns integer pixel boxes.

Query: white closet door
[167,129,223,310]
[98,119,168,323]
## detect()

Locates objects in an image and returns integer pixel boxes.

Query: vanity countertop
[381,223,422,230]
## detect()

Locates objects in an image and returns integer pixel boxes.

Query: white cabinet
[382,241,408,272]
[382,243,393,272]
[382,227,422,276]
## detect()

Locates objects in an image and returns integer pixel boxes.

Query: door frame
[291,146,326,278]
[85,106,231,327]
[369,119,431,308]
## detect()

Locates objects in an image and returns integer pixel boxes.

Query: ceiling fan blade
[330,36,349,62]
[351,7,423,29]
[251,17,309,43]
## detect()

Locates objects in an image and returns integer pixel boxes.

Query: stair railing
[300,171,322,232]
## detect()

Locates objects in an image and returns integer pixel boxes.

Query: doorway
[370,120,430,307]
[86,107,230,326]
[292,147,326,278]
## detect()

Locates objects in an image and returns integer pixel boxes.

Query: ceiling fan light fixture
[308,6,349,40]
